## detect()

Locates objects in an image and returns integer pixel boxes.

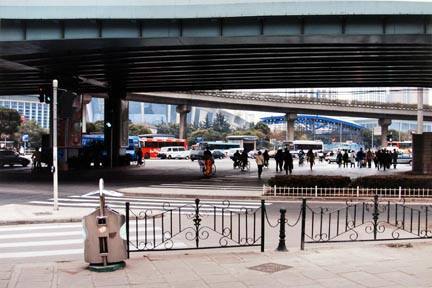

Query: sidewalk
[3,242,432,288]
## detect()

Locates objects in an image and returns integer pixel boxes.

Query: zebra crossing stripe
[0,249,83,259]
[0,223,82,232]
[74,195,263,206]
[0,239,82,248]
[48,197,262,209]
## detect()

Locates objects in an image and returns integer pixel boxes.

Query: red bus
[139,137,188,159]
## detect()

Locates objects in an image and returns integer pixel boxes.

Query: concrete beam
[1,15,430,42]
[127,92,432,122]
[1,1,431,19]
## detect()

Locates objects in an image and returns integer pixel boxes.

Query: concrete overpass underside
[1,14,432,95]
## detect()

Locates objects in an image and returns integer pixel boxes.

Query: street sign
[22,134,29,142]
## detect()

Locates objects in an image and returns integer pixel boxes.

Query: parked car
[158,146,190,159]
[397,154,412,165]
[0,150,30,167]
[212,150,225,159]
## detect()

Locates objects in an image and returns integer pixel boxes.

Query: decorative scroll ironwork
[125,198,265,255]
[300,195,432,250]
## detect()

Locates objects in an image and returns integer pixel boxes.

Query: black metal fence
[125,196,432,256]
[125,199,265,257]
[269,195,432,250]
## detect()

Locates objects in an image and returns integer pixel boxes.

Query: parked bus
[139,136,187,159]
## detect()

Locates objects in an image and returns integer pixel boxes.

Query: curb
[0,217,82,226]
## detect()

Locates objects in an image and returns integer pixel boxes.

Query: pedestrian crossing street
[0,196,265,260]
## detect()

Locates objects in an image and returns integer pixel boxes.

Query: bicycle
[240,160,250,172]
[199,160,216,177]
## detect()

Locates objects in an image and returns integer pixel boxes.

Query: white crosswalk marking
[2,196,267,260]
[0,221,183,260]
[29,195,265,214]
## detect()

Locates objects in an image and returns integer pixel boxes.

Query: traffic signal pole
[52,79,59,211]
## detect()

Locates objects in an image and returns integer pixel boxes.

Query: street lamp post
[52,79,59,211]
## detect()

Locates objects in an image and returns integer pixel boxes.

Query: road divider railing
[262,185,432,199]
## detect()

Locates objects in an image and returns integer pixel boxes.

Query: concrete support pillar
[285,113,297,142]
[417,88,424,134]
[176,104,191,139]
[105,88,129,167]
[378,118,392,147]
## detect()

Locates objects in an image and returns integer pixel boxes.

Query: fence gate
[300,195,432,249]
[125,199,265,256]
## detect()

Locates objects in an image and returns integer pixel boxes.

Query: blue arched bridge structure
[261,115,364,130]
[260,114,365,143]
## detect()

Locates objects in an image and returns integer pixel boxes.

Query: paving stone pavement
[4,242,432,288]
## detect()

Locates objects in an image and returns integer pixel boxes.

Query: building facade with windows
[0,95,50,129]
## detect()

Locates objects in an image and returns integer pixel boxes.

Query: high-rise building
[0,95,50,129]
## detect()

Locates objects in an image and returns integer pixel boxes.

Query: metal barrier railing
[262,185,432,198]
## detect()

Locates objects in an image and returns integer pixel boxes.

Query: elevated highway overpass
[0,0,431,94]
[1,0,431,171]
[127,91,432,122]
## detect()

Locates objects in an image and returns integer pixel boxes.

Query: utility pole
[52,79,59,211]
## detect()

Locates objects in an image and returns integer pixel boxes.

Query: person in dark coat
[263,150,270,168]
[391,149,398,169]
[275,149,284,172]
[283,148,293,175]
[336,150,342,168]
[342,151,349,168]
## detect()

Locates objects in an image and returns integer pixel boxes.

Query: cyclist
[298,149,305,167]
[232,150,241,169]
[240,150,248,171]
[202,147,214,177]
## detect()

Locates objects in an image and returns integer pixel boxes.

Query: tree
[17,120,47,147]
[254,122,271,139]
[199,115,212,129]
[155,122,179,136]
[86,120,105,133]
[129,123,152,135]
[188,128,224,145]
[212,113,231,133]
[0,108,21,136]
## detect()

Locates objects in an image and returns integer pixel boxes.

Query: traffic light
[387,134,393,142]
[38,87,45,103]
[45,93,52,104]
[37,87,52,104]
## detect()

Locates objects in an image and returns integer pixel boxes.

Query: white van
[158,146,190,159]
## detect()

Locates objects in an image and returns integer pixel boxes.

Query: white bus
[283,140,324,156]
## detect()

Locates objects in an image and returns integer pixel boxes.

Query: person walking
[275,149,283,172]
[283,148,293,175]
[306,149,315,171]
[392,149,398,169]
[136,147,143,166]
[342,150,349,168]
[263,149,270,168]
[366,149,373,168]
[356,148,365,168]
[336,150,342,168]
[255,151,264,179]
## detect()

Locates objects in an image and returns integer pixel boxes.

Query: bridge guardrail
[192,91,432,112]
